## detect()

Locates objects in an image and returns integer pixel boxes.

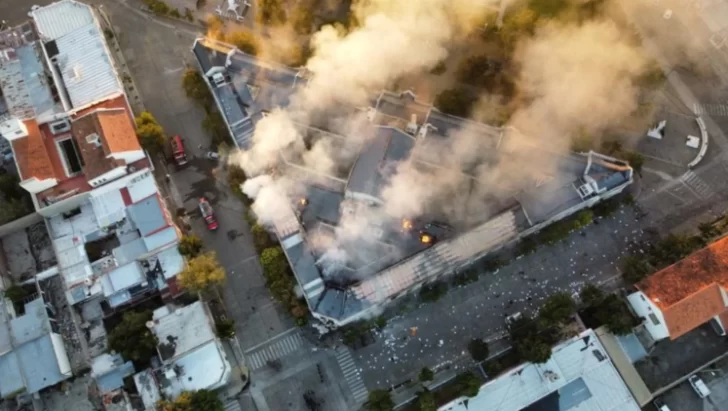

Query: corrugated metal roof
[31,0,95,40]
[127,195,166,236]
[54,24,122,109]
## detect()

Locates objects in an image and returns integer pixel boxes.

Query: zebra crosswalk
[245,331,306,371]
[223,399,241,411]
[335,347,369,404]
[681,170,715,200]
[693,103,728,116]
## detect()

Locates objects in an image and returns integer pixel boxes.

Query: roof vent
[86,133,101,147]
[72,65,83,81]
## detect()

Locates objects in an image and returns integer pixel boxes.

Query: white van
[688,375,711,398]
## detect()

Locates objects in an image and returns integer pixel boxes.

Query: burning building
[192,39,634,328]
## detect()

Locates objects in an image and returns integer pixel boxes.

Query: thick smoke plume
[229,0,673,278]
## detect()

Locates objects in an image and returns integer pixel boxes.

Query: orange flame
[420,234,432,244]
[402,219,413,230]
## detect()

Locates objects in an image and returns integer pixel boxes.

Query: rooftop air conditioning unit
[578,183,594,198]
[49,119,71,135]
[212,72,226,88]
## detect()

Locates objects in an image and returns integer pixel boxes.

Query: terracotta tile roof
[13,120,57,182]
[97,110,140,153]
[71,107,140,181]
[637,236,728,339]
[662,284,725,339]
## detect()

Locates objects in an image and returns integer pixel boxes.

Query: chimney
[406,114,417,135]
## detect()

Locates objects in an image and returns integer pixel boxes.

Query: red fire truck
[170,135,188,167]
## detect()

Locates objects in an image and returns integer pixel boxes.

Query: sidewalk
[219,338,250,400]
[391,338,511,409]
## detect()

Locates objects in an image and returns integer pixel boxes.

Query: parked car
[653,396,670,411]
[505,312,522,327]
[206,151,220,161]
[198,197,218,231]
[688,375,711,398]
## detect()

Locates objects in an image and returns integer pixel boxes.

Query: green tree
[157,390,223,411]
[622,255,652,284]
[528,0,569,17]
[259,247,308,320]
[178,252,226,292]
[456,55,503,89]
[434,88,476,117]
[251,224,275,253]
[579,283,604,307]
[178,234,203,258]
[454,371,481,397]
[257,0,287,26]
[649,234,702,267]
[0,198,32,224]
[417,389,437,411]
[227,164,248,201]
[508,315,554,364]
[3,284,29,303]
[467,338,490,362]
[516,335,553,364]
[108,310,158,365]
[135,111,166,154]
[594,295,636,335]
[625,151,645,175]
[202,111,230,147]
[0,172,27,201]
[365,389,394,411]
[574,209,594,228]
[419,281,448,303]
[538,292,576,327]
[699,222,720,240]
[225,31,259,55]
[418,366,434,382]
[215,319,236,339]
[182,69,213,109]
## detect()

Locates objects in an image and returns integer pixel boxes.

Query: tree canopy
[108,310,158,365]
[178,235,203,258]
[178,251,226,292]
[365,389,394,411]
[434,88,476,117]
[157,390,223,411]
[538,292,576,327]
[135,111,166,154]
[578,283,604,307]
[418,366,434,382]
[226,31,259,56]
[454,371,481,398]
[417,390,437,411]
[260,247,308,321]
[182,69,214,109]
[467,338,490,362]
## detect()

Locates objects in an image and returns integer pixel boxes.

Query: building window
[56,137,84,176]
[648,313,661,326]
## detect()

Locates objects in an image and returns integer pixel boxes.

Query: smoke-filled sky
[228,0,685,277]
